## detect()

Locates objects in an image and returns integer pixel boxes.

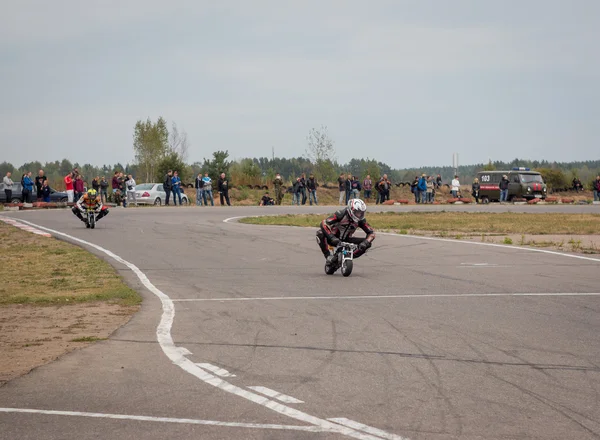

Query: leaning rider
[72,188,109,225]
[316,199,375,266]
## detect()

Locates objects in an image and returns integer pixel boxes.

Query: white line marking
[0,217,52,237]
[6,217,399,440]
[0,408,332,433]
[223,215,249,223]
[196,363,236,377]
[248,386,304,404]
[329,418,410,440]
[171,292,600,302]
[178,347,193,356]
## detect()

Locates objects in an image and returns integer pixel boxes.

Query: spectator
[410,176,419,203]
[337,173,346,205]
[435,174,443,189]
[307,173,318,205]
[300,173,307,205]
[292,177,301,206]
[194,172,205,206]
[472,178,481,204]
[218,172,231,206]
[118,172,127,207]
[417,174,427,204]
[202,173,214,206]
[64,171,75,203]
[350,176,361,199]
[113,189,123,207]
[74,174,85,201]
[22,172,34,203]
[92,176,100,194]
[572,177,583,192]
[35,170,47,199]
[3,172,13,203]
[499,174,509,202]
[259,192,274,206]
[594,175,600,202]
[378,174,391,202]
[363,175,372,200]
[163,170,173,205]
[125,174,137,206]
[171,170,183,206]
[273,173,284,205]
[41,180,51,202]
[345,173,353,203]
[111,171,120,194]
[426,176,434,203]
[100,176,109,203]
[451,175,460,198]
[375,176,383,204]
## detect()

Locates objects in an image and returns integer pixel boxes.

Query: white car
[134,183,189,206]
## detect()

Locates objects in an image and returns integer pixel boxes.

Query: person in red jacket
[64,172,74,203]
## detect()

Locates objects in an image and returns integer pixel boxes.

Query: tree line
[2,116,598,190]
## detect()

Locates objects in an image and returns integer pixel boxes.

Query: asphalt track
[1,204,599,440]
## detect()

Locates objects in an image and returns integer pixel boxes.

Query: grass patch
[0,222,141,306]
[71,336,107,343]
[240,212,600,235]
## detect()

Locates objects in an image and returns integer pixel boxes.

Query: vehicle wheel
[60,197,68,202]
[181,198,188,205]
[11,198,21,204]
[341,260,353,277]
[90,222,95,229]
[154,197,162,206]
[482,197,489,204]
[324,262,336,275]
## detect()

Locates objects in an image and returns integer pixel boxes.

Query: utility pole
[452,153,459,176]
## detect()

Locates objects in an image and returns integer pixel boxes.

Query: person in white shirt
[125,174,137,206]
[451,175,460,198]
[3,172,14,203]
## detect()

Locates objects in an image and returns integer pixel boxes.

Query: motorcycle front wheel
[341,260,353,277]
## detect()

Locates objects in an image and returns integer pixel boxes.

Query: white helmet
[347,198,366,222]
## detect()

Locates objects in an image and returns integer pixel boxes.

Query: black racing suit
[316,209,375,259]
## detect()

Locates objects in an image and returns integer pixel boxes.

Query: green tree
[203,150,231,182]
[157,151,190,184]
[59,159,73,176]
[482,160,496,171]
[133,117,169,183]
[536,168,567,190]
[305,126,337,182]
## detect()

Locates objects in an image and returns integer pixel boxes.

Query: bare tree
[168,122,189,162]
[305,125,337,182]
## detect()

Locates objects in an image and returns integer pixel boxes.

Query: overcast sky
[1,0,598,169]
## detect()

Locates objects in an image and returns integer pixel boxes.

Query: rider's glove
[358,240,371,252]
[329,236,340,246]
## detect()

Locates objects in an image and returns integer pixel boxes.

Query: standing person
[41,180,51,202]
[218,172,231,206]
[292,178,301,206]
[300,173,307,205]
[410,176,419,203]
[273,173,284,205]
[22,172,34,203]
[472,178,481,204]
[363,175,372,200]
[64,171,75,203]
[35,170,47,199]
[417,174,427,204]
[378,174,391,203]
[202,173,214,206]
[375,176,383,204]
[426,176,434,203]
[350,176,361,199]
[163,170,173,205]
[171,171,182,206]
[451,175,460,198]
[594,175,600,202]
[92,176,100,194]
[125,174,137,206]
[100,176,108,203]
[435,174,443,189]
[337,173,346,205]
[345,173,353,203]
[111,171,120,194]
[499,174,509,202]
[307,173,318,205]
[74,174,85,201]
[194,173,205,206]
[3,172,14,203]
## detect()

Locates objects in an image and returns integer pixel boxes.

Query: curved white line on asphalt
[6,217,399,440]
[224,216,600,263]
[0,408,333,432]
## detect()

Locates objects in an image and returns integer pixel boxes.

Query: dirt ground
[0,302,138,386]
